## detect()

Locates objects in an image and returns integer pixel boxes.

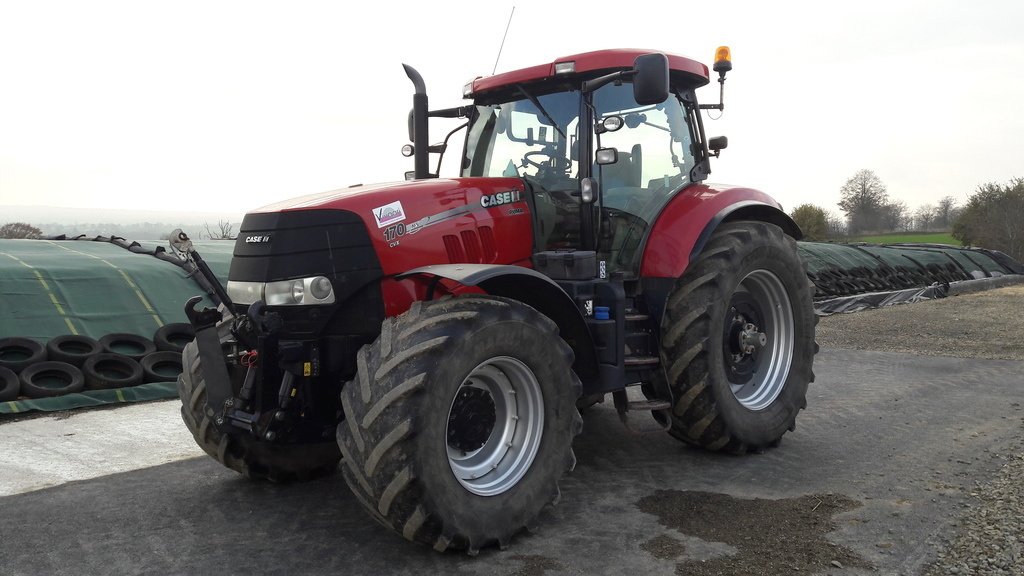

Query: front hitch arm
[170,229,235,311]
[185,296,236,425]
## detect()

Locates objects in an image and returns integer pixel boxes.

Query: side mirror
[595,148,618,165]
[633,53,669,105]
[708,135,728,157]
[407,109,415,142]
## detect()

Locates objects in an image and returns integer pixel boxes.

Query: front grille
[229,209,384,338]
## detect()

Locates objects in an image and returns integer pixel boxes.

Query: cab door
[590,83,697,275]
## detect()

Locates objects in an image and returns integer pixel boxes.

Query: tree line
[790,169,1023,260]
[793,169,960,239]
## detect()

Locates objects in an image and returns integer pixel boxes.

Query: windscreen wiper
[515,85,566,140]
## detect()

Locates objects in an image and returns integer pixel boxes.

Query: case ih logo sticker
[372,201,406,228]
[245,235,271,243]
[480,189,522,208]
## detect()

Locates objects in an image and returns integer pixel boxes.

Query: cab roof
[470,48,710,96]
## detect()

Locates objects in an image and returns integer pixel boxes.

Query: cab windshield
[461,81,697,272]
[463,90,579,186]
[462,88,582,249]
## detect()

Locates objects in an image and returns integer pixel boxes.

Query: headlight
[227,276,335,306]
[265,279,304,305]
[310,276,333,300]
[226,281,263,305]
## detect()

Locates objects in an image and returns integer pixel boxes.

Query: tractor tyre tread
[658,221,817,453]
[337,296,581,553]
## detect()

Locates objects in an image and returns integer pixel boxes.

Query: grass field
[853,232,961,245]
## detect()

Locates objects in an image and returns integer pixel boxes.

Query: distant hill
[0,205,243,240]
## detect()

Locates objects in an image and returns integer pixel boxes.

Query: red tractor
[176,47,816,554]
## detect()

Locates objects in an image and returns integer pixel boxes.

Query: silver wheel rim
[726,270,795,411]
[446,356,544,496]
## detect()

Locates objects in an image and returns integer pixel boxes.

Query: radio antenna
[492,6,515,75]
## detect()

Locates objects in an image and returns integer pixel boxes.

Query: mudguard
[640,184,802,279]
[397,264,599,384]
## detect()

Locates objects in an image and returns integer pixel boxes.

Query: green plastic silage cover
[0,238,234,414]
[797,243,885,274]
[857,245,955,270]
[1,382,177,415]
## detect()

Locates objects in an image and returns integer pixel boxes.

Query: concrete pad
[0,400,201,497]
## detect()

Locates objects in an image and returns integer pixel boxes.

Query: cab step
[624,399,671,411]
[612,390,672,434]
[624,355,659,367]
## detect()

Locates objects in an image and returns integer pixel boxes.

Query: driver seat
[599,144,642,189]
[600,144,645,213]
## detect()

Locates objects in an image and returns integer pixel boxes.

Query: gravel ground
[922,450,1024,575]
[822,285,1024,575]
[817,285,1024,361]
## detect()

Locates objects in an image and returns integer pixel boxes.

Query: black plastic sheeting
[799,242,1023,315]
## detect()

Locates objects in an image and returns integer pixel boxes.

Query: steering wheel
[523,150,565,172]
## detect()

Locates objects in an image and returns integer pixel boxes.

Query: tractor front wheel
[337,296,582,554]
[656,221,816,453]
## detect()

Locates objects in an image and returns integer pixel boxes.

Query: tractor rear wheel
[337,296,582,554]
[656,221,816,453]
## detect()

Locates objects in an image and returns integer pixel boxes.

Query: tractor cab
[408,49,728,276]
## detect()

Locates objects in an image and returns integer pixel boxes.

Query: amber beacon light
[699,45,732,111]
[713,46,732,75]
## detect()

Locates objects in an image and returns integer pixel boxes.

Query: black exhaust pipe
[402,64,430,179]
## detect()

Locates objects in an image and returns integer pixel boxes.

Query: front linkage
[175,230,323,445]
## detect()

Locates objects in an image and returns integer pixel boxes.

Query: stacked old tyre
[143,323,192,382]
[0,324,192,401]
[0,336,83,399]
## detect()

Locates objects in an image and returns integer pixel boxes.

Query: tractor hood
[241,177,533,276]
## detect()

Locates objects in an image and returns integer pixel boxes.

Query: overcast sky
[1,0,1021,219]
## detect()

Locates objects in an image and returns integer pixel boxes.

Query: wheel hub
[738,322,767,356]
[447,387,497,453]
[446,357,545,497]
[721,270,796,411]
[724,300,765,383]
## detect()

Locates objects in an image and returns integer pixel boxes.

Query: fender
[640,184,803,279]
[396,264,599,384]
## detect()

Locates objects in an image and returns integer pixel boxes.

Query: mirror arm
[432,121,469,176]
[582,70,633,94]
[428,106,473,119]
